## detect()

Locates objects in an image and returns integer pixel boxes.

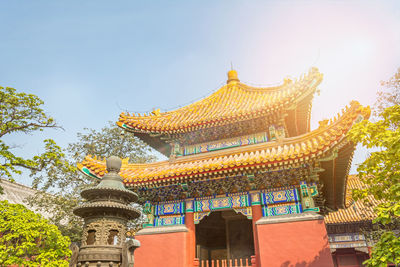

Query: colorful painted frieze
[262,203,302,217]
[328,233,368,249]
[154,215,185,226]
[194,194,250,212]
[155,202,185,216]
[329,233,365,243]
[183,132,268,156]
[146,182,320,227]
[262,188,300,205]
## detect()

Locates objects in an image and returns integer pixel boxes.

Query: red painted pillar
[186,200,196,267]
[250,193,262,267]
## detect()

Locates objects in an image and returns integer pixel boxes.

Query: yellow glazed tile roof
[79,101,370,186]
[117,67,323,134]
[325,175,379,224]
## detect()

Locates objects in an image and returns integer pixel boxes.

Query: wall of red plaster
[135,231,188,267]
[257,218,334,267]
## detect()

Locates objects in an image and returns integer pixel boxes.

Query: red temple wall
[134,213,337,267]
[134,227,188,267]
[256,213,334,267]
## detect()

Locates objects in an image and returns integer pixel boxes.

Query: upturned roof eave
[79,101,370,180]
[117,67,323,136]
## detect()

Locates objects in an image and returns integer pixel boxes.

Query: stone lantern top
[74,156,139,217]
[106,156,122,173]
[71,156,141,267]
[79,156,138,202]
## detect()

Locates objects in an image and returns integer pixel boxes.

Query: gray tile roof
[0,178,51,218]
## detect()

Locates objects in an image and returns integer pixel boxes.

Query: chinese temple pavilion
[78,67,371,267]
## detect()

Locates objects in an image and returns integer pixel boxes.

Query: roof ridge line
[85,101,369,170]
[119,67,322,121]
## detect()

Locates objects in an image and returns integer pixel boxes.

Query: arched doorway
[195,210,255,263]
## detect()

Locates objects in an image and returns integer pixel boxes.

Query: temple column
[186,199,196,267]
[250,192,262,267]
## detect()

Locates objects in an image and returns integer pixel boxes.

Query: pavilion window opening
[108,230,119,245]
[86,229,96,245]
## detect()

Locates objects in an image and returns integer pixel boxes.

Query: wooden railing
[194,257,255,267]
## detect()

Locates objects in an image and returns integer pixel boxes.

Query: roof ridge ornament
[227,69,240,84]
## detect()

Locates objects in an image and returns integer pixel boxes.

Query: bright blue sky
[1,1,399,185]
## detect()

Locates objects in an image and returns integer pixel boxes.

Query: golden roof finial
[152,108,161,116]
[227,69,239,84]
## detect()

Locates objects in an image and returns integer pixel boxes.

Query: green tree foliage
[29,122,156,242]
[69,122,155,164]
[0,86,63,180]
[0,85,80,240]
[348,68,400,266]
[0,200,71,267]
[0,85,155,242]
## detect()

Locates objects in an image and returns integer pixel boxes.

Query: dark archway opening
[195,210,254,262]
[332,248,370,267]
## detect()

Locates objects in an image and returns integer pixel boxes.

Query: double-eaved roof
[81,101,368,184]
[78,67,370,211]
[79,100,370,209]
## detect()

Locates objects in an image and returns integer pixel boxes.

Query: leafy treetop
[0,200,71,267]
[0,85,155,242]
[348,68,400,266]
[0,86,62,180]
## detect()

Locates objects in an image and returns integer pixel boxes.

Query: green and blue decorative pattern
[155,202,185,216]
[262,188,300,205]
[154,215,185,226]
[194,194,250,212]
[147,182,320,225]
[183,132,268,155]
[262,203,302,216]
